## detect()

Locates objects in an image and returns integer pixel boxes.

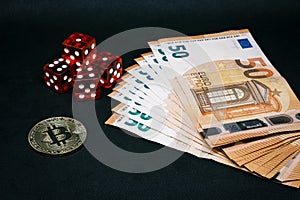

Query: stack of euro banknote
[106,29,300,188]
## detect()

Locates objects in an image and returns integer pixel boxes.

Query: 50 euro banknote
[155,29,300,147]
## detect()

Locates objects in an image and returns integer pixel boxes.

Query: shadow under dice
[43,58,75,93]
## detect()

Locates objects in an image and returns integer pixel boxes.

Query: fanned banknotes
[105,29,300,188]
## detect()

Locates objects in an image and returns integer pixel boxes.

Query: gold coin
[28,117,87,155]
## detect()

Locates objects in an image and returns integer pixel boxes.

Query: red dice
[62,32,96,65]
[43,57,74,93]
[85,51,123,89]
[73,51,123,101]
[43,32,123,100]
[73,64,101,101]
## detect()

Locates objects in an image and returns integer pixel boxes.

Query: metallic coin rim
[28,117,87,155]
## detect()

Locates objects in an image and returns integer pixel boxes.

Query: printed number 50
[168,45,189,58]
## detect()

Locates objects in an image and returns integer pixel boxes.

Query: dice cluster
[43,32,123,101]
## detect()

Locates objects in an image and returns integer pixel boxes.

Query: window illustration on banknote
[191,79,281,120]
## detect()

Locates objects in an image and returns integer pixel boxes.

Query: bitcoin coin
[28,117,87,155]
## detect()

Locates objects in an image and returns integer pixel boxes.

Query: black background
[1,0,300,199]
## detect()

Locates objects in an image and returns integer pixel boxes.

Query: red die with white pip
[86,51,123,89]
[62,32,96,65]
[73,65,101,101]
[43,57,75,93]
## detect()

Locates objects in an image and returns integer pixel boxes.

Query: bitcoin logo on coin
[28,117,87,155]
